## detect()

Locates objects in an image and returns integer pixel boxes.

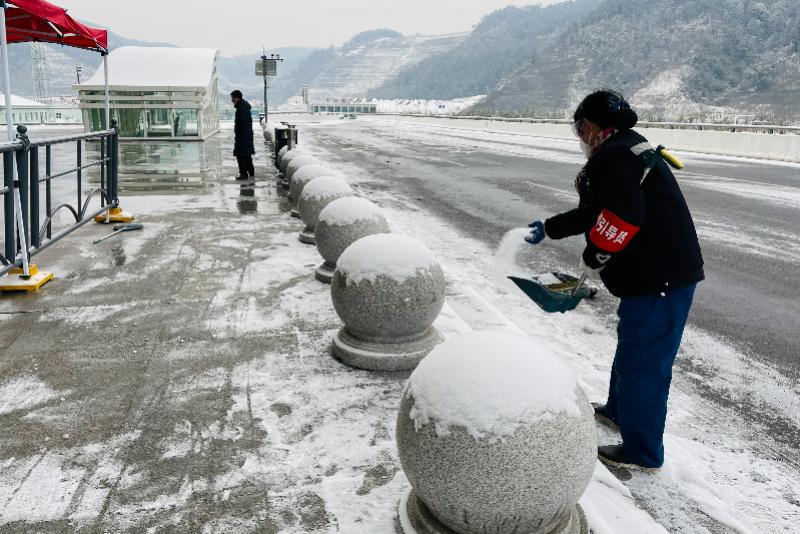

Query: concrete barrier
[371,115,800,163]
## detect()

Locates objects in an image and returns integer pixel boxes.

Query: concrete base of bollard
[299,228,316,245]
[396,488,588,534]
[315,261,335,284]
[290,208,300,219]
[331,326,441,372]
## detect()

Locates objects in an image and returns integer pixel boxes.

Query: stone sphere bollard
[285,154,320,184]
[276,145,289,166]
[280,147,310,175]
[330,234,444,371]
[297,176,354,244]
[396,330,595,534]
[314,197,390,284]
[289,164,336,203]
[289,165,339,219]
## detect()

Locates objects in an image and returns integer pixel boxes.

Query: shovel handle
[570,273,588,297]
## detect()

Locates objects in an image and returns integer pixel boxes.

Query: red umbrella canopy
[3,0,107,52]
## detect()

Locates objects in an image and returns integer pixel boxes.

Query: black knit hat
[574,90,638,130]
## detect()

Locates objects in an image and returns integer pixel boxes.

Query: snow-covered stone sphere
[279,147,309,175]
[396,330,595,534]
[285,154,319,184]
[289,164,337,203]
[330,234,444,371]
[297,177,354,244]
[263,121,276,144]
[276,145,289,165]
[314,197,390,283]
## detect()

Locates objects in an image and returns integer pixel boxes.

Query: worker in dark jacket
[231,90,255,179]
[525,90,704,471]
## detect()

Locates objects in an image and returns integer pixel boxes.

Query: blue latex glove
[525,220,546,245]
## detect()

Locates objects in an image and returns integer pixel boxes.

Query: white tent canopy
[80,47,218,91]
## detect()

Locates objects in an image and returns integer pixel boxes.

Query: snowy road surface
[297,115,800,532]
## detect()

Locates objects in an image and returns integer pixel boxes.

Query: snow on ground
[300,121,800,533]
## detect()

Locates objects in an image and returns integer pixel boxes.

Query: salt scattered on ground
[406,330,580,439]
[0,375,60,415]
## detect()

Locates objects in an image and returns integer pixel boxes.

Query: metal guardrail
[0,120,119,277]
[375,113,800,136]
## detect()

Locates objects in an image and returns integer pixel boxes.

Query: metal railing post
[15,129,30,253]
[100,135,105,208]
[76,138,82,219]
[110,121,119,206]
[29,146,39,248]
[3,152,13,261]
[45,145,51,239]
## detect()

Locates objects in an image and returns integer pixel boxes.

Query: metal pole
[0,2,13,139]
[76,140,82,219]
[45,145,51,239]
[3,152,13,260]
[103,53,110,130]
[262,54,268,122]
[1,2,30,276]
[29,146,38,247]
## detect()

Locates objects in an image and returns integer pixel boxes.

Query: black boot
[598,444,661,472]
[592,402,619,431]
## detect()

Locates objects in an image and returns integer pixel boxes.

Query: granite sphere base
[299,227,316,245]
[331,326,442,372]
[396,488,588,534]
[395,335,597,534]
[315,261,335,283]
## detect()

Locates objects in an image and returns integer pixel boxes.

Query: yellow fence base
[0,264,54,292]
[95,207,135,224]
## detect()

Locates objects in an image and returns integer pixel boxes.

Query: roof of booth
[79,47,219,90]
[0,94,46,107]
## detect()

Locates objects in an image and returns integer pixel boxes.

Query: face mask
[580,139,593,160]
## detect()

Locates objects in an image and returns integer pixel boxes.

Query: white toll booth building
[76,47,220,140]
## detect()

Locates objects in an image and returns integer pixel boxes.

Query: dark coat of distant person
[233,99,255,156]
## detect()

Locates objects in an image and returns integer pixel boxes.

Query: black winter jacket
[544,129,704,298]
[233,99,255,156]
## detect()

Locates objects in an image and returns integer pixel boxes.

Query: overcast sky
[56,0,563,56]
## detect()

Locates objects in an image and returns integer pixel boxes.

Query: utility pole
[257,49,283,122]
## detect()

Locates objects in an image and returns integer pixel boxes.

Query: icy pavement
[0,120,797,533]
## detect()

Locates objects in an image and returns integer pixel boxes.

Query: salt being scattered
[319,197,384,226]
[336,233,439,286]
[492,227,534,288]
[300,176,353,201]
[406,330,581,439]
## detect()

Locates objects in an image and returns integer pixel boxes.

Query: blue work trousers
[605,283,696,468]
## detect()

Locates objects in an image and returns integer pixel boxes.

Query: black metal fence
[0,120,119,277]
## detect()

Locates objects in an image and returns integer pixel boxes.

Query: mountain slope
[270,29,466,103]
[473,0,800,120]
[369,0,603,100]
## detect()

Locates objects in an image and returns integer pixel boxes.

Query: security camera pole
[257,49,283,122]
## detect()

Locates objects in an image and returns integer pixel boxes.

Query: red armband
[590,209,640,253]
